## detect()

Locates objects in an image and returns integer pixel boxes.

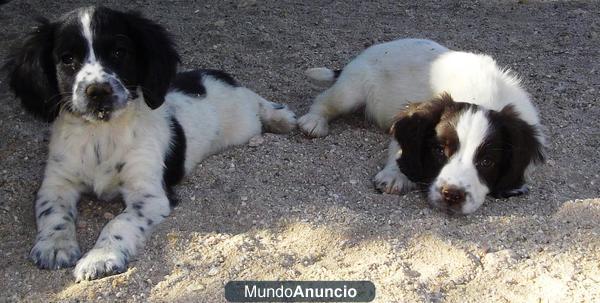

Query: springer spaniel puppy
[5,6,296,281]
[299,38,544,214]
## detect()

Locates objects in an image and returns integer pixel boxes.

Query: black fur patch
[170,69,239,96]
[170,71,206,96]
[202,69,239,87]
[486,105,544,196]
[4,19,62,122]
[115,162,126,173]
[163,117,186,206]
[94,143,101,164]
[54,224,66,231]
[38,207,53,218]
[165,186,178,208]
[110,7,180,109]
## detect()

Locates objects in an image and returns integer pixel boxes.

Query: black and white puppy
[299,38,544,214]
[5,6,296,281]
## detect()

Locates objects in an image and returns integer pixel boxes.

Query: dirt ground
[0,0,599,302]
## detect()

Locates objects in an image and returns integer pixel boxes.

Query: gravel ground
[1,0,599,302]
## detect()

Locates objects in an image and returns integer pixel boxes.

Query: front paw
[30,234,81,269]
[373,168,415,194]
[73,247,129,282]
[298,113,329,137]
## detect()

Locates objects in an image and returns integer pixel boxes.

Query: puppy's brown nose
[441,185,466,205]
[85,83,113,100]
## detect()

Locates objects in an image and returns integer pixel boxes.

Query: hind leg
[259,99,297,134]
[298,78,366,137]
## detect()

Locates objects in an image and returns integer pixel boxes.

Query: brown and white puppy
[391,93,544,214]
[299,38,544,214]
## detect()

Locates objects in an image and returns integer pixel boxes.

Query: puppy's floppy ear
[391,93,454,183]
[4,19,60,122]
[491,105,545,196]
[125,11,180,109]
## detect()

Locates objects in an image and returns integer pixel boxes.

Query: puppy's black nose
[441,185,466,205]
[85,83,113,101]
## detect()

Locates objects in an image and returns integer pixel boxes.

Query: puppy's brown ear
[391,93,454,183]
[491,105,545,197]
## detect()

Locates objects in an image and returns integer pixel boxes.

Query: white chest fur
[45,104,171,198]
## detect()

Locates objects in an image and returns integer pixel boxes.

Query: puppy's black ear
[391,93,454,183]
[492,105,545,196]
[4,19,60,122]
[125,11,180,109]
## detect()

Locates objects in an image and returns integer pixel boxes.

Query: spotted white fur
[28,8,297,281]
[35,76,296,281]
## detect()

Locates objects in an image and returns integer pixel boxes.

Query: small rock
[103,212,115,220]
[207,267,219,276]
[77,220,87,229]
[237,0,257,8]
[248,135,264,147]
[483,249,518,268]
[187,284,205,291]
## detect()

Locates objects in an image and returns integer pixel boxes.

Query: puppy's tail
[305,67,342,89]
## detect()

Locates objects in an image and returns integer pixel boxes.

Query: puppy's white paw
[373,168,415,194]
[298,113,329,137]
[266,104,297,133]
[30,232,81,269]
[73,247,129,281]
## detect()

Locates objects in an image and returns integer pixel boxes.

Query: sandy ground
[0,0,599,302]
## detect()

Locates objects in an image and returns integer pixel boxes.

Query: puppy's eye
[112,48,127,59]
[434,144,446,157]
[61,53,74,65]
[478,158,495,168]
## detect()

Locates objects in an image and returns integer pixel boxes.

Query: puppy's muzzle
[84,82,120,120]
